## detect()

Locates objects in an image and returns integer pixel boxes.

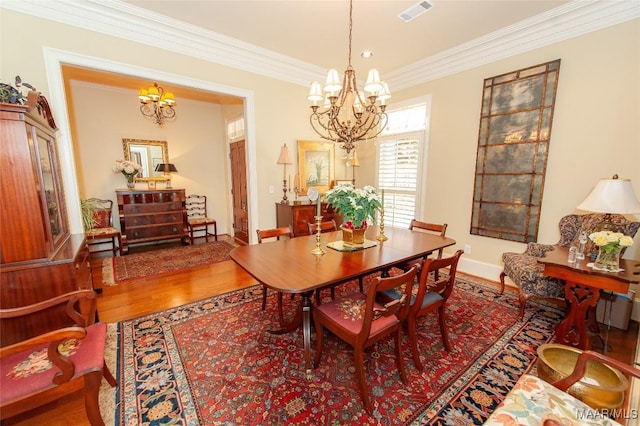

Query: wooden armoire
[0,91,93,347]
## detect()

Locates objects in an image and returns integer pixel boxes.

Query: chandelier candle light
[307,0,390,155]
[139,82,176,126]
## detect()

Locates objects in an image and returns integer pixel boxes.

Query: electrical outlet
[268,185,274,194]
[464,244,471,254]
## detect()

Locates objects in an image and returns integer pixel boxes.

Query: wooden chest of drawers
[276,202,343,237]
[117,189,188,253]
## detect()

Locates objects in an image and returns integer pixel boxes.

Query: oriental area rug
[101,240,235,285]
[106,276,564,425]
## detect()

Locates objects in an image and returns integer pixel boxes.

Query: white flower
[588,230,634,249]
[113,159,143,177]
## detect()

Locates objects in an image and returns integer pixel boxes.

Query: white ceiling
[2,0,637,101]
[122,0,571,76]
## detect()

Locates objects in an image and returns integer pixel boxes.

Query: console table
[538,247,640,350]
[116,189,188,253]
[276,202,342,237]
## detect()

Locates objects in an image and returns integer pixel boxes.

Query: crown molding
[1,0,325,87]
[2,0,638,91]
[387,0,640,91]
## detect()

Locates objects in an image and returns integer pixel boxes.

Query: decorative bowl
[536,343,629,410]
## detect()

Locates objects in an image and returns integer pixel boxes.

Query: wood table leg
[301,292,314,379]
[266,290,315,379]
[555,280,600,349]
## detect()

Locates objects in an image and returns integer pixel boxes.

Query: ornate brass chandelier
[138,82,176,126]
[307,0,390,155]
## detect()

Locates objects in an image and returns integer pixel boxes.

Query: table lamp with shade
[155,163,178,189]
[576,174,640,231]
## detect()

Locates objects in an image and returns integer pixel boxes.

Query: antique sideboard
[116,189,189,253]
[276,202,342,237]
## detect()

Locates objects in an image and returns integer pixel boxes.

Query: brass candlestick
[376,208,388,241]
[311,215,325,255]
[293,186,302,205]
[280,178,289,204]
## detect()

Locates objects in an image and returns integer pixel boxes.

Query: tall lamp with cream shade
[577,174,640,231]
[277,144,292,204]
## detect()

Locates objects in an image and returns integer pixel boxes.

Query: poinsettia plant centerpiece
[323,184,382,230]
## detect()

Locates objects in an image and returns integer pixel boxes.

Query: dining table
[230,225,457,377]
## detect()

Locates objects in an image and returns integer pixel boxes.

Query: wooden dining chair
[390,219,448,277]
[186,194,218,244]
[383,250,463,371]
[307,219,338,235]
[308,218,349,301]
[84,198,122,256]
[0,290,116,425]
[256,226,293,326]
[313,266,418,414]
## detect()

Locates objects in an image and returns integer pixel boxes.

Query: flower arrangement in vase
[323,184,382,245]
[113,160,143,189]
[588,230,634,271]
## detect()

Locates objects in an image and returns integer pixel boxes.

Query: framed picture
[470,59,561,243]
[147,180,157,190]
[297,140,335,194]
[333,180,353,187]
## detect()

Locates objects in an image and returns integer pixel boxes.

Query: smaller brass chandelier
[138,82,176,126]
[307,0,390,154]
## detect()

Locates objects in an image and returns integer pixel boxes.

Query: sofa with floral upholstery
[499,213,640,318]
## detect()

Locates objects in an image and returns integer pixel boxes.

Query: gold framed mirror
[122,138,169,181]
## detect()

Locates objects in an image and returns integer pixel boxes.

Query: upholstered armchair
[499,213,640,318]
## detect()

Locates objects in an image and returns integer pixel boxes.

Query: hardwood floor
[3,238,638,425]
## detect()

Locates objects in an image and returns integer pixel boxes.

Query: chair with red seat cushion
[381,249,463,371]
[84,198,122,256]
[0,290,116,426]
[313,266,418,414]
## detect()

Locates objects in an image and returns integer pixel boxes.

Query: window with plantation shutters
[377,101,429,229]
[377,136,420,229]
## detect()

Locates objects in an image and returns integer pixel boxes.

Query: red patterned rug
[111,276,563,424]
[101,241,235,285]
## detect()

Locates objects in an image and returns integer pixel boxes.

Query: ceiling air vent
[398,1,433,23]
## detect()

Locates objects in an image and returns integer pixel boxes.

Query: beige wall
[70,81,232,233]
[393,20,640,270]
[1,10,638,281]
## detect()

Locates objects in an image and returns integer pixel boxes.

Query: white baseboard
[457,257,504,283]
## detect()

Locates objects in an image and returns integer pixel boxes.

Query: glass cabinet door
[30,125,67,250]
